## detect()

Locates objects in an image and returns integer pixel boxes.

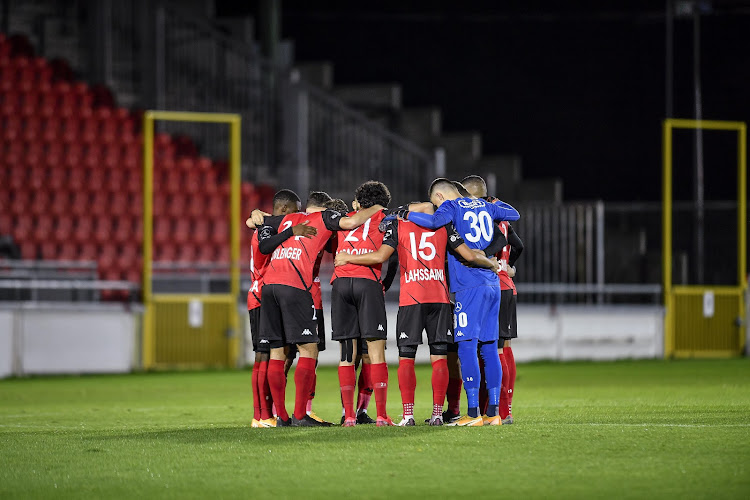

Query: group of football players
[245,174,523,427]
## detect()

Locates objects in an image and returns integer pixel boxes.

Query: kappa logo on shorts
[399,332,408,339]
[377,324,384,331]
[301,329,313,336]
[259,339,269,344]
[455,331,465,337]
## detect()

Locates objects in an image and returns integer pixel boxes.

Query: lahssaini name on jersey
[403,268,445,283]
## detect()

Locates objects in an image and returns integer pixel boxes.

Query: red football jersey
[497,221,516,292]
[260,211,342,291]
[246,230,271,310]
[331,209,387,283]
[383,219,450,306]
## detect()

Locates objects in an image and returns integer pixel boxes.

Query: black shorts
[331,277,387,341]
[259,284,319,348]
[248,307,269,352]
[396,303,453,347]
[499,289,518,340]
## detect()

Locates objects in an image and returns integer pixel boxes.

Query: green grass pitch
[1,359,749,499]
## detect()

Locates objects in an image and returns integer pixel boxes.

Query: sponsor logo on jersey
[403,268,445,283]
[450,234,459,242]
[457,199,486,209]
[399,332,408,339]
[377,324,384,332]
[301,329,313,336]
[455,302,463,312]
[455,331,465,337]
[272,247,303,261]
[249,280,259,293]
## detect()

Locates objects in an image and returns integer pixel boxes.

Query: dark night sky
[219,1,750,202]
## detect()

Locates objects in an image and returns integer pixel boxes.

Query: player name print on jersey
[271,247,303,261]
[403,267,445,283]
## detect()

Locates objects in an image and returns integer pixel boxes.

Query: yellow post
[663,120,674,358]
[738,124,747,353]
[228,116,242,366]
[142,112,155,368]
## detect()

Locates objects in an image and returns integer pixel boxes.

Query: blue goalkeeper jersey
[408,197,520,292]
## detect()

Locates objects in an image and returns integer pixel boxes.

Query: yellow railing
[142,111,241,369]
[662,118,747,358]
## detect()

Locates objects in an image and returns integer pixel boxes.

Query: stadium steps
[296,59,562,201]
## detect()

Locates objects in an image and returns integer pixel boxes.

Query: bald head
[461,175,487,198]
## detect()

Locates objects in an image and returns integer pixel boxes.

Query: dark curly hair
[354,180,391,209]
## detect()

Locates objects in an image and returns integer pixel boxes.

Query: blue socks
[480,340,502,417]
[457,339,480,417]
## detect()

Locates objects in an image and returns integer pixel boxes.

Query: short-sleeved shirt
[259,210,342,292]
[246,230,270,310]
[331,209,387,283]
[382,219,457,306]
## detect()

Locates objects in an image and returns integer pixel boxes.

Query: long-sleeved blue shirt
[407,197,520,292]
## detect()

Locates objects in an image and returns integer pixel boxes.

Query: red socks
[447,377,462,415]
[499,351,510,418]
[306,371,317,414]
[398,359,416,417]
[431,358,448,416]
[356,363,373,412]
[370,362,389,419]
[339,365,357,420]
[257,361,271,420]
[293,357,316,420]
[267,359,288,421]
[251,362,261,420]
[506,346,516,414]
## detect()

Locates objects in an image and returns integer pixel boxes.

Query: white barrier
[0,303,138,377]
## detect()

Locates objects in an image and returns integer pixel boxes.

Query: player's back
[247,230,271,309]
[439,197,499,291]
[391,220,450,306]
[264,212,333,291]
[331,209,386,283]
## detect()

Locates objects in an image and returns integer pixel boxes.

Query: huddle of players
[246,175,522,427]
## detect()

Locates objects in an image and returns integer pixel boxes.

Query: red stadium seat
[153,218,171,245]
[53,216,74,243]
[194,245,215,262]
[20,241,36,260]
[73,215,93,241]
[40,241,57,260]
[58,241,77,260]
[175,245,196,263]
[79,242,97,260]
[155,243,177,261]
[48,58,73,82]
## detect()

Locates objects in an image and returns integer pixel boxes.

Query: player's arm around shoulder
[334,219,396,267]
[337,204,386,230]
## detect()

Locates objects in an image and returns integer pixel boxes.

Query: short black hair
[354,180,391,208]
[324,198,349,215]
[452,181,472,197]
[428,177,458,197]
[272,189,301,210]
[461,175,487,197]
[306,191,332,209]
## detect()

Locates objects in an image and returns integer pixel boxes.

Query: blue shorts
[453,285,501,342]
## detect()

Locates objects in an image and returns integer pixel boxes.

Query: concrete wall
[0,303,138,377]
